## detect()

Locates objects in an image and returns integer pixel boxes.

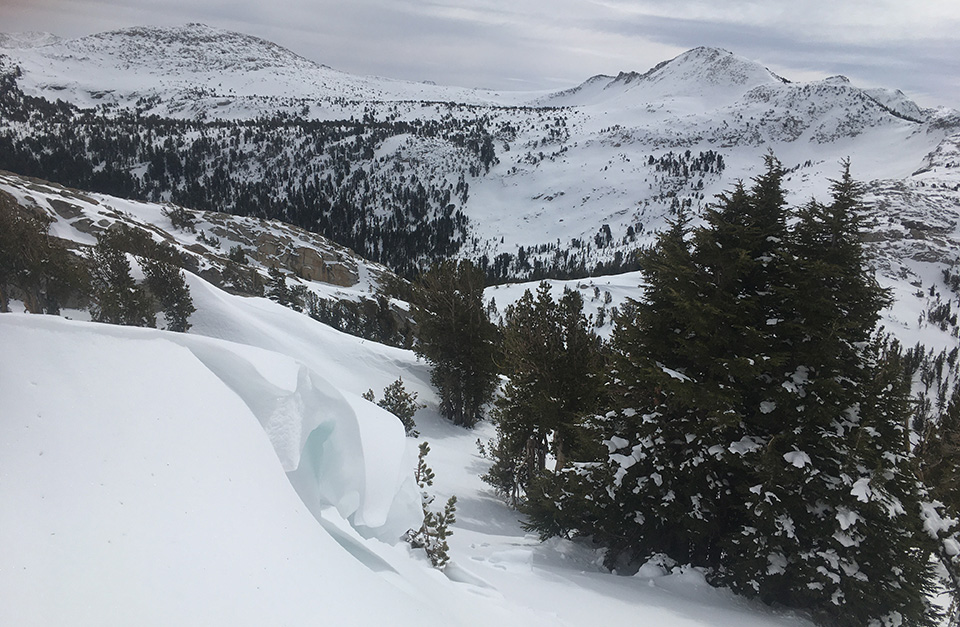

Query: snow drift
[0,313,425,624]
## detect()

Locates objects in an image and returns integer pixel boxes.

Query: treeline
[0,67,502,275]
[411,159,960,627]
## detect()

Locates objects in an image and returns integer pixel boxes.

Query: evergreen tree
[142,257,195,332]
[89,231,155,327]
[526,159,940,626]
[405,442,458,569]
[0,191,87,313]
[363,378,423,437]
[919,382,960,623]
[484,282,603,506]
[412,260,498,427]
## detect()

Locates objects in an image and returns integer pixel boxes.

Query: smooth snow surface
[1,278,815,626]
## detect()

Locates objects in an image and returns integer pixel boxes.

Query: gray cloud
[0,0,957,106]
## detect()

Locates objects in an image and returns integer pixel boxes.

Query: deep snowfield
[0,270,816,626]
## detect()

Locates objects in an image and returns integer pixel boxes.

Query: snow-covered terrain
[2,23,960,624]
[1,24,958,274]
[1,279,816,627]
[3,162,958,625]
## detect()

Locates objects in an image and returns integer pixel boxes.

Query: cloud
[0,0,957,105]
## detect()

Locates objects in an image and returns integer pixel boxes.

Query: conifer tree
[412,260,498,427]
[89,232,155,327]
[0,191,86,313]
[405,442,458,569]
[142,257,195,332]
[525,159,940,626]
[363,378,423,437]
[919,382,960,623]
[718,164,938,626]
[483,283,603,506]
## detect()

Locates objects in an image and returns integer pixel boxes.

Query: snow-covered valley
[1,24,958,277]
[2,21,960,626]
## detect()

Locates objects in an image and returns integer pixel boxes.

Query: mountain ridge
[0,23,957,287]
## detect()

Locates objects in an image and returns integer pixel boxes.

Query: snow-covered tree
[412,260,498,428]
[527,159,940,626]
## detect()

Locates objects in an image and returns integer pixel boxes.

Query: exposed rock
[48,199,83,220]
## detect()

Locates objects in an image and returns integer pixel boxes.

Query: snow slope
[0,315,430,626]
[1,280,815,626]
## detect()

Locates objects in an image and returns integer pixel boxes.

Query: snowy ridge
[0,23,533,112]
[539,47,785,109]
[1,24,959,276]
[0,170,396,305]
[1,24,958,291]
[0,31,62,49]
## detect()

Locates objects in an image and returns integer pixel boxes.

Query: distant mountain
[0,23,518,112]
[0,23,957,287]
[541,47,787,108]
[0,31,62,48]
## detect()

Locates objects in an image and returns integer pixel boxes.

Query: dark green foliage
[0,191,87,313]
[363,378,423,437]
[89,233,155,327]
[405,442,457,569]
[161,205,196,232]
[142,258,195,332]
[88,225,195,331]
[227,244,246,264]
[413,260,498,428]
[0,71,501,275]
[919,383,960,622]
[483,282,604,506]
[305,291,415,349]
[526,159,940,626]
[266,267,299,308]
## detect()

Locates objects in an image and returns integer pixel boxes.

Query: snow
[729,436,763,456]
[836,508,861,531]
[851,477,874,503]
[4,24,956,623]
[0,283,815,626]
[783,450,812,469]
[0,315,430,626]
[5,23,958,280]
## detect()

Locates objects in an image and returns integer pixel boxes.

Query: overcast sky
[2,0,958,107]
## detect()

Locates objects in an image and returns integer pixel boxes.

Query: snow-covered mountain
[2,24,957,283]
[2,24,958,625]
[0,23,523,112]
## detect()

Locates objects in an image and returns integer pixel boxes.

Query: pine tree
[483,282,603,506]
[89,231,155,327]
[0,191,87,313]
[919,382,960,623]
[412,260,498,427]
[363,378,423,437]
[716,164,939,626]
[526,159,940,626]
[142,257,195,332]
[405,442,457,569]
